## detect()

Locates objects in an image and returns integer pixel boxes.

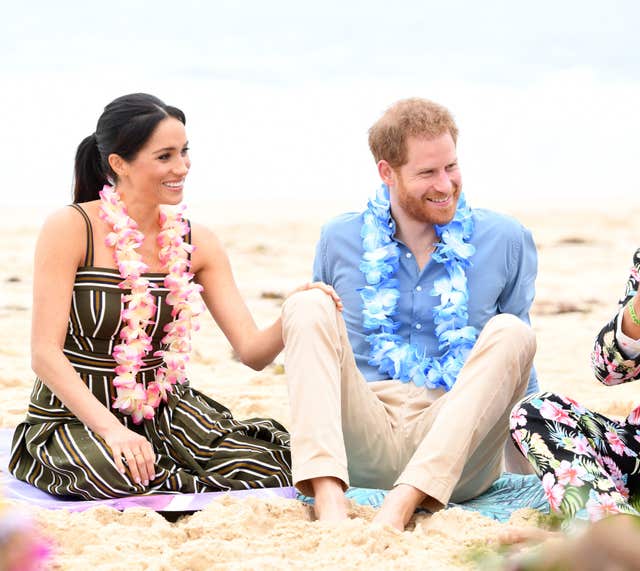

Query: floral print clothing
[592,248,640,423]
[512,392,639,521]
[511,248,640,521]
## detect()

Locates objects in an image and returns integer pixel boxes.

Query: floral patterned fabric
[592,248,640,392]
[510,248,640,521]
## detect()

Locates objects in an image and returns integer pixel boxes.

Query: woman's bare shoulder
[37,203,99,265]
[42,201,100,228]
[189,221,227,273]
[189,221,224,250]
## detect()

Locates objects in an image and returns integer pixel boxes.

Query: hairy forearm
[31,346,121,435]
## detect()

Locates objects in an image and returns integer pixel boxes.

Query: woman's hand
[288,281,344,312]
[101,423,156,486]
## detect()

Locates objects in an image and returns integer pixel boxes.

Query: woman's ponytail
[73,133,107,203]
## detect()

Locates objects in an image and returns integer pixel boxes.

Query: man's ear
[108,154,127,179]
[377,160,395,186]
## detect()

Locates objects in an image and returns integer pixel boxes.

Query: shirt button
[405,252,412,258]
[415,323,422,330]
[415,286,422,292]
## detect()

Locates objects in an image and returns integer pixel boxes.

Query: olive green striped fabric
[9,205,291,499]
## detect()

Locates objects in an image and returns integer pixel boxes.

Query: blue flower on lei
[358,184,477,391]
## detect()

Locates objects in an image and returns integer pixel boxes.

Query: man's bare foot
[372,484,428,532]
[311,476,349,523]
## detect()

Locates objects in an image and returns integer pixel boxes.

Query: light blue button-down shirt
[312,207,539,394]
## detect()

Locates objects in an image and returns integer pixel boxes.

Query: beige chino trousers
[282,289,536,509]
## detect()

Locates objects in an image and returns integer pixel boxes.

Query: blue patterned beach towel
[300,473,548,523]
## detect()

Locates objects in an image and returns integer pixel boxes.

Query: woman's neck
[116,188,161,234]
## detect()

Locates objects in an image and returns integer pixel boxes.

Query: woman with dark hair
[9,93,341,499]
[510,249,640,521]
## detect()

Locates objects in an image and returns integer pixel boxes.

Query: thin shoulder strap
[68,204,94,266]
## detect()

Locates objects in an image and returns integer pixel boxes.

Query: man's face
[389,133,461,226]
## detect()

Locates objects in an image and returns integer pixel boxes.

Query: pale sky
[3,0,639,81]
[2,1,639,208]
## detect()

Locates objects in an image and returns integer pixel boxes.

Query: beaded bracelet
[628,298,640,326]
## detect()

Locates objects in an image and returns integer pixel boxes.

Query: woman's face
[119,117,190,206]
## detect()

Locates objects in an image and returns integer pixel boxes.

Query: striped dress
[9,204,291,500]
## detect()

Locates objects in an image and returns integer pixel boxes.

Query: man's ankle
[310,477,348,522]
[393,483,427,502]
[373,484,429,531]
[311,476,345,498]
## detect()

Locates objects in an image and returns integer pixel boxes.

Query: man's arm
[591,248,640,385]
[312,225,330,283]
[496,223,539,394]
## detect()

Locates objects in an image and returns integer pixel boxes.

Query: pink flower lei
[99,185,205,424]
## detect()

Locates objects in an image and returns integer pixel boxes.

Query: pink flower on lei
[539,399,577,428]
[145,382,162,408]
[542,473,565,511]
[99,185,204,423]
[112,382,154,422]
[113,338,151,371]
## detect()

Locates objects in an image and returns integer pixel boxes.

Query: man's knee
[482,314,536,356]
[282,288,337,330]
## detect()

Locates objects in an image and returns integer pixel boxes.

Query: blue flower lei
[359,184,477,391]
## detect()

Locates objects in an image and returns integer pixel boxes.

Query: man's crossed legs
[282,289,535,530]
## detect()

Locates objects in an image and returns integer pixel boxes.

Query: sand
[1,200,638,570]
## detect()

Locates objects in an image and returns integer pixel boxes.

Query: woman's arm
[192,223,340,371]
[591,248,640,385]
[31,208,154,484]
